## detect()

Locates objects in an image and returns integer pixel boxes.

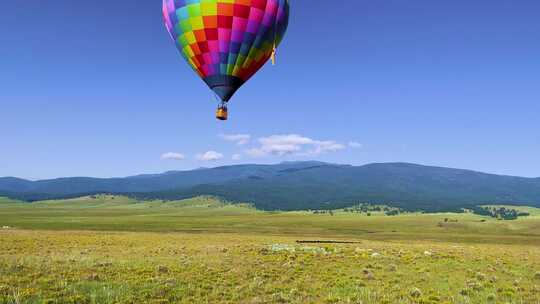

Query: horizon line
[1,161,538,181]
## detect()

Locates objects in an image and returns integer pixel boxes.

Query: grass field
[1,195,540,303]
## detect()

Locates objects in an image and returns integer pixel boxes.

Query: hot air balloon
[163,0,289,120]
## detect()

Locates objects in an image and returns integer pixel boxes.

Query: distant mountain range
[1,162,539,211]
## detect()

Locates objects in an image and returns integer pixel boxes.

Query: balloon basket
[216,105,228,121]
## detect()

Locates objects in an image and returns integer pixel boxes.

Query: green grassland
[2,195,540,245]
[1,196,540,303]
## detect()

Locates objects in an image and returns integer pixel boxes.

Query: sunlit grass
[1,230,539,303]
[1,196,540,303]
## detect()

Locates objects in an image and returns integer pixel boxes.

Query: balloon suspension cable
[212,92,220,103]
[213,93,227,108]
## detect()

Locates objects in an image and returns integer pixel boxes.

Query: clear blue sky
[1,0,539,179]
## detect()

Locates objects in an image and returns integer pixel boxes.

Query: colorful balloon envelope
[163,0,290,115]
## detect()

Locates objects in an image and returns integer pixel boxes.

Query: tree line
[471,206,530,220]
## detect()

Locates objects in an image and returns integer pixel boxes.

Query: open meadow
[1,196,540,303]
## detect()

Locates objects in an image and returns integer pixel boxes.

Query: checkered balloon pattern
[163,0,289,102]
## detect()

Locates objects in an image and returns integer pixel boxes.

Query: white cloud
[161,152,185,161]
[348,141,363,149]
[246,134,310,157]
[246,134,345,157]
[197,151,224,161]
[232,154,242,160]
[307,140,346,155]
[219,134,251,145]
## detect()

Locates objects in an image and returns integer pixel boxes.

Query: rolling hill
[1,162,539,211]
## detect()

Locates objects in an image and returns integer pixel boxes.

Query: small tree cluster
[472,206,530,220]
[343,203,404,216]
[312,210,334,216]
